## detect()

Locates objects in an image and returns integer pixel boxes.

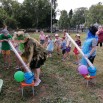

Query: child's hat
[76,34,80,36]
[1,29,9,35]
[46,35,48,38]
[55,34,59,36]
[17,31,24,35]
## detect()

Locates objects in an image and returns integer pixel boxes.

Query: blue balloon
[88,67,97,76]
[24,72,34,84]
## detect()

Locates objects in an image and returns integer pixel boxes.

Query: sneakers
[34,79,41,86]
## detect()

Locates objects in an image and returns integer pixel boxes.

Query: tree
[71,7,88,28]
[68,9,73,28]
[0,0,56,29]
[23,0,52,28]
[86,3,103,26]
[59,10,69,30]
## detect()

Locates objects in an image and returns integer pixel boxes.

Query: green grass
[0,33,103,103]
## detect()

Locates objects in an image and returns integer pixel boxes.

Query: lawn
[0,32,103,103]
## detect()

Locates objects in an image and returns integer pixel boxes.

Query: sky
[18,0,103,19]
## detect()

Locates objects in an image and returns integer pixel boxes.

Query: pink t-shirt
[39,34,46,40]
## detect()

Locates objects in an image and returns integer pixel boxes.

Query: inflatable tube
[8,40,31,72]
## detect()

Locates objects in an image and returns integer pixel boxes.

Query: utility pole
[51,0,53,34]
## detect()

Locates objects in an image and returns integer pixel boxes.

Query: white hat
[14,32,17,34]
[17,31,24,35]
[76,34,80,36]
[55,34,59,36]
[46,35,48,37]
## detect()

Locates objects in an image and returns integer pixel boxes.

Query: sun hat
[46,35,48,38]
[17,31,24,35]
[76,34,80,36]
[55,34,59,37]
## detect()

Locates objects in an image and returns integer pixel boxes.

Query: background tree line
[58,2,103,30]
[0,0,103,30]
[0,0,57,29]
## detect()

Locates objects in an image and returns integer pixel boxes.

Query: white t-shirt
[54,37,62,46]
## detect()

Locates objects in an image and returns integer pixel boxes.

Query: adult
[21,35,47,86]
[81,26,98,66]
[96,26,103,47]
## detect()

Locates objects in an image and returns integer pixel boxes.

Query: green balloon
[14,71,24,82]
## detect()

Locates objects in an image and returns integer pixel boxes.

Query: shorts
[62,49,66,54]
[66,47,71,53]
[40,40,45,45]
[30,57,46,69]
[2,50,10,55]
[88,56,96,64]
[47,51,52,54]
[73,47,79,55]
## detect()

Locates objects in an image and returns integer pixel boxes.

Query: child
[64,31,72,59]
[46,36,54,57]
[39,31,46,46]
[61,37,67,61]
[44,35,49,48]
[54,34,62,55]
[73,34,81,65]
[12,31,25,69]
[0,29,12,69]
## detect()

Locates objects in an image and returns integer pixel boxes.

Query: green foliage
[86,3,103,26]
[71,7,88,28]
[59,10,69,29]
[0,0,57,29]
[58,2,103,29]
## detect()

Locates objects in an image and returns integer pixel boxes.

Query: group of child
[39,30,81,64]
[0,25,102,86]
[0,28,46,86]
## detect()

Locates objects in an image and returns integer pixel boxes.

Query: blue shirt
[61,40,66,50]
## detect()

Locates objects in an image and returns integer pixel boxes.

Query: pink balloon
[78,65,88,75]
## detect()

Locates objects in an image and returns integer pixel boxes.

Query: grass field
[0,33,103,103]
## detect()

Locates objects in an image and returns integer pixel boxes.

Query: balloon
[88,66,97,76]
[14,71,24,82]
[78,65,88,75]
[24,72,34,84]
